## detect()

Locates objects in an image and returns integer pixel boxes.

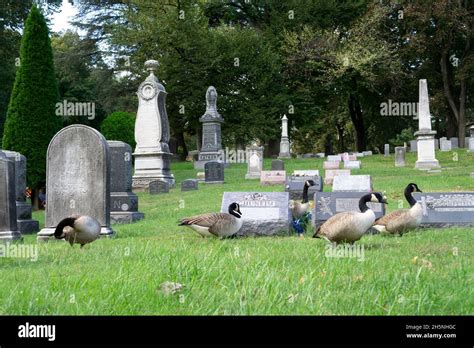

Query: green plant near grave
[2,5,62,196]
[101,111,136,149]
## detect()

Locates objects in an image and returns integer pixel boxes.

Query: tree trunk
[196,127,202,152]
[348,93,366,152]
[336,123,345,153]
[176,130,188,161]
[324,134,333,155]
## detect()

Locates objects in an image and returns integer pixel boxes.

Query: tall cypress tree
[2,5,62,203]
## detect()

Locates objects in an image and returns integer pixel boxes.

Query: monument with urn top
[132,60,175,191]
[194,86,227,169]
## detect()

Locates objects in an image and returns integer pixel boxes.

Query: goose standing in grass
[178,202,243,238]
[313,192,388,244]
[54,215,101,248]
[372,183,423,235]
[289,179,316,220]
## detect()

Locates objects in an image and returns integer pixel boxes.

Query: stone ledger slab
[221,192,290,236]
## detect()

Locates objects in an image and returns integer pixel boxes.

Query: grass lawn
[0,151,473,315]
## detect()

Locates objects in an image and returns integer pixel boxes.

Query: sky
[49,0,77,33]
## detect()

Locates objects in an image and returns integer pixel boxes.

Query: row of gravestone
[409,137,474,152]
[220,189,474,236]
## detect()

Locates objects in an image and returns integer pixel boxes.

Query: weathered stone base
[0,231,23,242]
[415,160,440,170]
[37,227,115,241]
[111,212,145,224]
[17,220,39,234]
[236,220,290,237]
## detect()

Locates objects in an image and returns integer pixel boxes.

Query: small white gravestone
[245,143,264,179]
[384,144,390,156]
[440,139,452,151]
[293,170,320,176]
[327,155,341,162]
[324,169,351,185]
[323,161,340,169]
[395,146,406,167]
[260,171,286,185]
[332,175,372,192]
[343,161,361,169]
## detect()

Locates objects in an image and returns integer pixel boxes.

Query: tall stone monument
[38,125,114,240]
[278,114,291,159]
[414,79,440,170]
[0,152,22,241]
[132,59,175,191]
[194,86,225,169]
[108,141,145,224]
[1,150,39,233]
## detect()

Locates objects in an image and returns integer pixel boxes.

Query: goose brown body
[373,183,423,235]
[179,203,243,238]
[54,215,101,247]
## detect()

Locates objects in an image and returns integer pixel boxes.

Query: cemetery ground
[1,151,473,315]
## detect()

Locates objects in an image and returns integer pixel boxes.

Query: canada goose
[289,179,316,220]
[313,192,388,244]
[178,202,243,238]
[372,183,423,235]
[54,215,101,248]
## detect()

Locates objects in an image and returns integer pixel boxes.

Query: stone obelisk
[132,60,175,190]
[278,114,291,159]
[414,79,440,170]
[194,86,226,169]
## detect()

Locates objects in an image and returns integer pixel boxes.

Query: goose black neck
[229,210,242,219]
[302,182,310,203]
[358,194,372,213]
[405,186,417,207]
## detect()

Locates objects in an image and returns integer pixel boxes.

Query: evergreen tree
[2,5,62,202]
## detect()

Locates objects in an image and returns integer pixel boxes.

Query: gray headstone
[108,141,144,224]
[285,175,323,200]
[1,151,39,233]
[194,86,227,169]
[410,140,418,152]
[434,138,439,150]
[450,137,459,149]
[271,159,285,171]
[469,138,474,152]
[413,192,474,227]
[149,180,169,194]
[395,146,406,167]
[355,152,364,158]
[332,175,372,192]
[181,179,198,191]
[0,153,22,241]
[384,144,390,156]
[205,161,224,184]
[440,139,452,151]
[38,125,114,240]
[313,192,386,228]
[221,192,290,236]
[464,137,470,148]
[362,151,372,156]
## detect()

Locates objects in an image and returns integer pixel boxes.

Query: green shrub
[2,5,62,189]
[101,111,136,149]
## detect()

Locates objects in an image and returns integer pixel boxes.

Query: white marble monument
[132,60,175,191]
[414,79,440,170]
[278,115,291,159]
